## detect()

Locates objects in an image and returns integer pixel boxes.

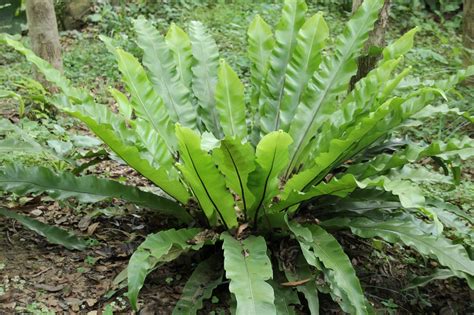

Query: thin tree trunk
[463,0,474,85]
[26,0,63,74]
[349,0,391,90]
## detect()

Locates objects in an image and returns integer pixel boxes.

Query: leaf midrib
[223,143,247,213]
[253,146,278,223]
[223,67,237,136]
[241,240,258,315]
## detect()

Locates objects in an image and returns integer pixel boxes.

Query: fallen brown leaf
[280,278,311,287]
[236,223,249,238]
[86,298,97,307]
[33,283,65,292]
[87,222,100,235]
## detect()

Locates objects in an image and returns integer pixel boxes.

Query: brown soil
[0,198,197,314]
[1,196,472,314]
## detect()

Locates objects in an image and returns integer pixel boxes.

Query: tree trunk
[463,0,474,85]
[349,0,391,90]
[26,0,63,74]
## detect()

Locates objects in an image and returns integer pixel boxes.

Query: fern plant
[1,0,474,313]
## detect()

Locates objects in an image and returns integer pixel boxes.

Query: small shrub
[1,0,473,313]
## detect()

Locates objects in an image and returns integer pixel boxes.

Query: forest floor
[0,1,473,314]
[1,181,471,314]
[1,161,471,314]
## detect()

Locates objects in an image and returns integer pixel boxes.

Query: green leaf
[405,269,457,290]
[387,165,452,184]
[285,88,443,192]
[426,198,473,228]
[279,12,329,132]
[189,21,222,137]
[247,15,274,105]
[259,0,307,133]
[109,88,132,120]
[434,65,474,91]
[314,189,402,218]
[103,304,114,315]
[0,137,43,153]
[212,138,256,215]
[283,171,444,233]
[279,173,426,214]
[270,281,299,315]
[50,97,190,204]
[71,135,102,148]
[0,164,192,223]
[287,0,384,173]
[128,228,206,310]
[248,131,293,220]
[47,139,73,156]
[382,27,418,61]
[278,174,360,213]
[380,67,412,100]
[0,89,25,117]
[1,35,90,102]
[412,103,474,123]
[0,207,87,251]
[288,220,369,315]
[0,120,44,153]
[323,58,402,141]
[108,89,169,170]
[284,255,319,315]
[173,255,223,315]
[176,125,237,228]
[111,47,177,153]
[283,96,402,193]
[134,118,175,170]
[322,216,474,289]
[221,233,276,315]
[166,23,193,89]
[0,40,157,174]
[347,137,474,179]
[215,59,247,139]
[134,17,196,129]
[201,131,221,151]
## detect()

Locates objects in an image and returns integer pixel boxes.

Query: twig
[6,230,13,246]
[30,267,53,278]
